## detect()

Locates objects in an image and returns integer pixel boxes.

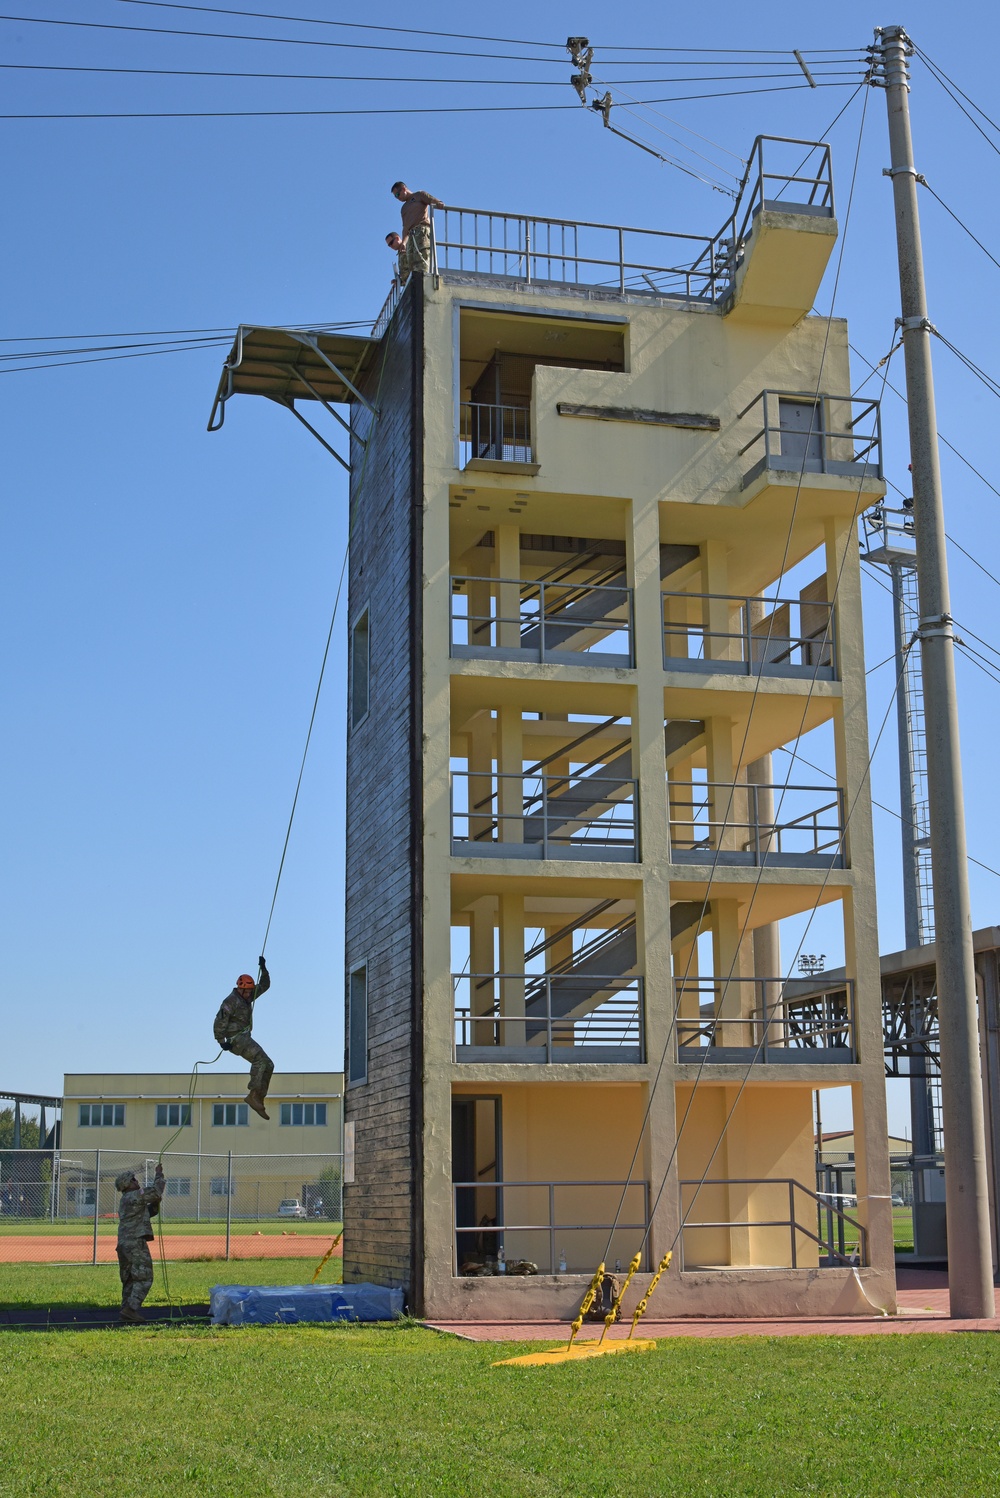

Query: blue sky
[4,0,1000,1142]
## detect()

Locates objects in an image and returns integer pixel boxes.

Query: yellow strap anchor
[311,1232,343,1284]
[628,1250,672,1339]
[494,1251,671,1368]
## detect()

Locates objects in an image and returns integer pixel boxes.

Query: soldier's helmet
[114,1169,138,1192]
[236,974,255,990]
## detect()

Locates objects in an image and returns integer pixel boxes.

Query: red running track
[0,1234,343,1264]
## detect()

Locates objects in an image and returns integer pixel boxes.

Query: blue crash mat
[210,1282,404,1326]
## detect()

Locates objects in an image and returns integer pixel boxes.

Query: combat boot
[246,1090,270,1120]
[120,1307,147,1324]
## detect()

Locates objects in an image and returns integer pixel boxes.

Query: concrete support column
[496,523,521,650]
[702,539,733,664]
[628,493,677,1272]
[468,709,494,843]
[469,897,497,1048]
[499,893,525,1047]
[497,706,523,845]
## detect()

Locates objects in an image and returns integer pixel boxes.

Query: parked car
[278,1198,306,1219]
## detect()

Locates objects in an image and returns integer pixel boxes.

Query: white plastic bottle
[558,1248,568,1273]
[497,1246,506,1274]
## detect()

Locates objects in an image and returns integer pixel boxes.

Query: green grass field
[0,1257,342,1311]
[0,1319,998,1497]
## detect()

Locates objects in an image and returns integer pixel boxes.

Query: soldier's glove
[258,955,268,970]
[219,1037,232,1052]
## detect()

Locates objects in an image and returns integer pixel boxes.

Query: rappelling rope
[151,324,393,1314]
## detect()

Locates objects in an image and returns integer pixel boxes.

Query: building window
[165,1178,192,1198]
[351,608,370,728]
[279,1102,328,1127]
[212,1103,249,1127]
[155,1104,192,1128]
[78,1104,125,1127]
[210,1177,236,1197]
[348,963,368,1086]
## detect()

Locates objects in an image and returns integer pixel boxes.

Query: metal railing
[678,1175,867,1269]
[450,769,639,861]
[662,590,836,678]
[737,390,883,483]
[428,136,834,305]
[453,1178,649,1275]
[371,277,402,339]
[450,575,634,666]
[453,973,644,1062]
[668,780,846,867]
[675,979,856,1062]
[459,401,533,464]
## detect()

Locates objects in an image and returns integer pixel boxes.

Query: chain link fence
[0,1148,343,1264]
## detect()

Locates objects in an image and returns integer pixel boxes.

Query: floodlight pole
[878,24,994,1316]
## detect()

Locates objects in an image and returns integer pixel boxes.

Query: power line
[849,341,1000,505]
[0,12,577,63]
[0,82,857,121]
[0,342,231,374]
[913,44,1000,162]
[0,61,859,87]
[114,0,564,48]
[775,746,1000,883]
[0,321,372,341]
[931,328,1000,402]
[919,179,1000,274]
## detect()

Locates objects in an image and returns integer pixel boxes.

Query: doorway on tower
[452,1096,501,1274]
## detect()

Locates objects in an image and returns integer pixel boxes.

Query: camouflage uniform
[404,223,433,276]
[115,1169,163,1317]
[213,968,274,1099]
[398,190,442,276]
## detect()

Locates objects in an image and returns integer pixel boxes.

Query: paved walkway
[426,1270,1000,1342]
[0,1233,341,1264]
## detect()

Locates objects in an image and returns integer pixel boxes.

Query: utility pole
[877,24,994,1316]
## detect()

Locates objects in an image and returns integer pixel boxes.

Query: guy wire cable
[647,650,914,1273]
[593,81,874,1264]
[635,333,897,1276]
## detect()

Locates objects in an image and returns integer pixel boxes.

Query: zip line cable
[595,85,873,1269]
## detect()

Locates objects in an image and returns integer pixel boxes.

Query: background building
[58,1071,342,1219]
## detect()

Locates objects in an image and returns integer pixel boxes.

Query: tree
[0,1109,41,1150]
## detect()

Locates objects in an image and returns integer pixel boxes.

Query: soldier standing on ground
[115,1164,165,1324]
[213,957,273,1119]
[391,182,444,276]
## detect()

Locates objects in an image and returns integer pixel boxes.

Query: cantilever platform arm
[267,396,352,471]
[285,331,378,417]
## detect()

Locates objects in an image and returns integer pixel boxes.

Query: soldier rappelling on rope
[213,958,274,1119]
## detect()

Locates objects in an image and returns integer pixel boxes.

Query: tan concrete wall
[409,233,895,1318]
